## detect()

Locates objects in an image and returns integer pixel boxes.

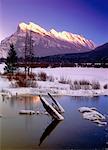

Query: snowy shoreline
[0,64,108,97]
[1,87,108,97]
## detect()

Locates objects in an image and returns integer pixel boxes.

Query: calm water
[0,95,108,149]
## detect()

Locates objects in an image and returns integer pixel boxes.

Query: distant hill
[89,43,108,60]
[39,43,108,63]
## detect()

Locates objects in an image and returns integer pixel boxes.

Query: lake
[0,95,108,149]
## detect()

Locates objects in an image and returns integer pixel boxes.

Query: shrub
[48,75,54,82]
[91,81,100,89]
[6,72,37,87]
[74,80,78,85]
[59,77,71,84]
[59,79,91,90]
[73,80,81,90]
[79,80,90,86]
[103,84,108,89]
[70,83,74,90]
[38,72,47,81]
[79,80,91,90]
[59,77,67,84]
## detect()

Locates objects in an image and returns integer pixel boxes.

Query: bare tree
[28,30,34,74]
[24,28,29,75]
[24,28,34,76]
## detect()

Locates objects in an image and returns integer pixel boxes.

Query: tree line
[4,29,34,75]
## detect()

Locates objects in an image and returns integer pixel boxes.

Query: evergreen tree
[4,44,18,73]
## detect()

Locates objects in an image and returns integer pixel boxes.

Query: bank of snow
[1,82,108,97]
[33,67,108,86]
[0,63,5,74]
[0,64,108,96]
[0,77,11,89]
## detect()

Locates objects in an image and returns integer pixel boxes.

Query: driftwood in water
[19,110,35,115]
[39,96,64,121]
[48,93,65,113]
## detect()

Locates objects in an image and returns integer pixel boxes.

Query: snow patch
[79,107,107,126]
[0,63,5,74]
[19,110,35,115]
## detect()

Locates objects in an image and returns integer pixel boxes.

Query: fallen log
[19,110,35,115]
[39,96,64,121]
[48,93,65,113]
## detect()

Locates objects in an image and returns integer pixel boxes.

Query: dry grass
[59,77,100,90]
[37,72,54,82]
[5,72,37,87]
[3,71,101,90]
[59,77,71,84]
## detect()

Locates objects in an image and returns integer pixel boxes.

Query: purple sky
[1,0,108,45]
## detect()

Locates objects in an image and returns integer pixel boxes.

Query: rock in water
[78,107,107,126]
[19,110,35,115]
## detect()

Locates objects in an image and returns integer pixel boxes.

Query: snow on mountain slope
[0,22,95,58]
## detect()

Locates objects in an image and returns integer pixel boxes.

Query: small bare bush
[38,72,47,81]
[103,84,108,89]
[59,77,67,84]
[79,80,90,86]
[74,80,79,85]
[59,77,72,85]
[79,80,91,90]
[73,80,81,90]
[48,75,54,82]
[70,83,74,90]
[91,81,100,89]
[59,79,91,90]
[37,72,54,82]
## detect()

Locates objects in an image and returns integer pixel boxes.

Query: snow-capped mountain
[0,22,95,58]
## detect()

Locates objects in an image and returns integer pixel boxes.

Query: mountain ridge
[39,42,108,63]
[0,22,95,58]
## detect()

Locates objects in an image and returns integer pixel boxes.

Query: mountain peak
[18,22,27,31]
[18,22,47,34]
[0,22,96,58]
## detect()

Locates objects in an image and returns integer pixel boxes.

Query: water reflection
[72,96,99,101]
[10,96,15,107]
[1,95,108,149]
[39,119,61,146]
[8,95,40,108]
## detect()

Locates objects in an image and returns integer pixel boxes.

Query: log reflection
[39,119,60,146]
